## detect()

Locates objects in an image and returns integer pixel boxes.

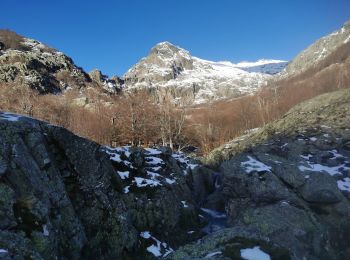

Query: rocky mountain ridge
[123,41,287,104]
[0,30,288,104]
[88,69,123,94]
[282,20,350,76]
[0,30,121,94]
[2,20,349,105]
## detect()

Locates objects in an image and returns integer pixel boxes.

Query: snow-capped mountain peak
[151,41,185,54]
[123,42,288,104]
[148,41,192,64]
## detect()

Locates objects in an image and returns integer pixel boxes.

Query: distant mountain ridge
[1,20,350,104]
[282,20,350,76]
[1,31,287,104]
[0,30,121,94]
[123,41,287,104]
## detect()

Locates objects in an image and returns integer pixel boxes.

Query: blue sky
[1,0,349,76]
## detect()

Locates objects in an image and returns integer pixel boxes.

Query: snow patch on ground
[298,155,350,176]
[147,245,162,257]
[150,166,162,172]
[103,146,134,167]
[105,151,122,163]
[165,178,176,184]
[205,251,222,258]
[146,156,164,165]
[298,164,344,176]
[181,201,189,208]
[337,177,350,192]
[240,246,271,260]
[0,112,21,122]
[134,177,162,188]
[241,156,272,173]
[103,146,199,192]
[299,151,350,193]
[42,224,49,236]
[300,154,313,160]
[330,149,344,159]
[145,148,163,155]
[172,152,199,173]
[123,186,130,194]
[140,231,151,239]
[118,171,129,180]
[140,231,174,257]
[147,171,162,179]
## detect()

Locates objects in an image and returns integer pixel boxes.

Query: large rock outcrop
[0,30,121,96]
[171,89,350,259]
[0,30,92,93]
[0,112,207,259]
[88,69,123,94]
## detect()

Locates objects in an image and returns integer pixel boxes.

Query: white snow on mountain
[234,59,288,74]
[123,42,287,104]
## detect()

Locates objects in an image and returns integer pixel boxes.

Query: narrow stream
[200,207,228,234]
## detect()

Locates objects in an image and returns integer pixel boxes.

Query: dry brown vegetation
[187,41,350,153]
[0,29,30,51]
[1,42,349,154]
[0,84,191,149]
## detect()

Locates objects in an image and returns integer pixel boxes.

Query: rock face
[0,30,120,96]
[124,42,287,104]
[283,20,350,76]
[172,89,350,259]
[0,112,208,259]
[88,69,123,94]
[0,30,93,93]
